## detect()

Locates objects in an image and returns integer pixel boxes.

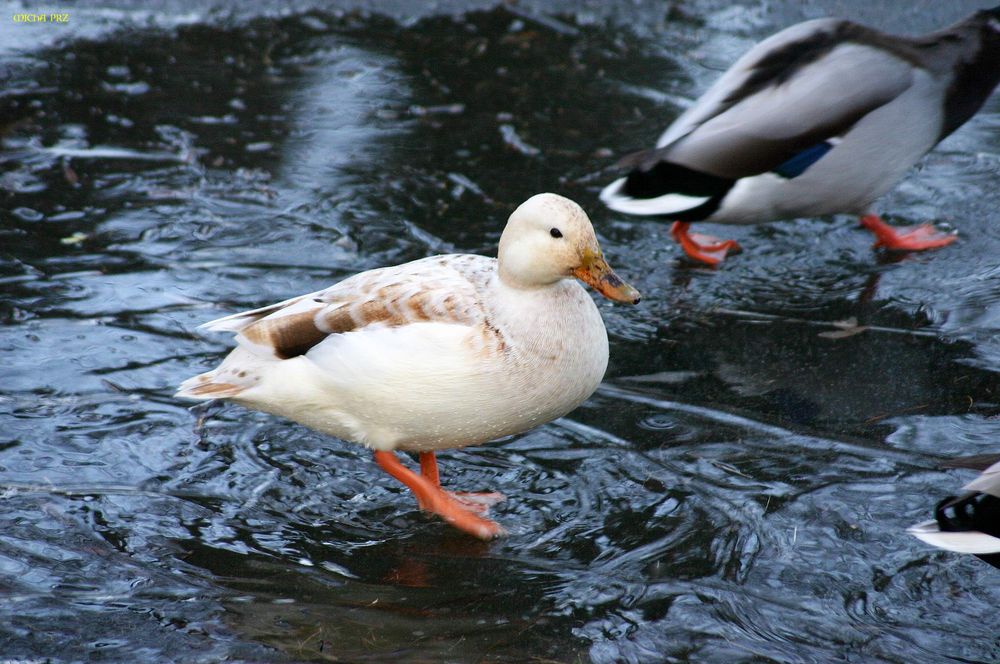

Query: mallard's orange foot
[670,221,741,265]
[859,214,957,251]
[376,451,505,540]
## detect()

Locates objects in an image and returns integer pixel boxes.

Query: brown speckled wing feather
[207,254,493,359]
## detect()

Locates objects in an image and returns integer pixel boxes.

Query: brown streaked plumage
[212,258,494,363]
[240,308,330,360]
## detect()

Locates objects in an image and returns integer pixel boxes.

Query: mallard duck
[908,454,1000,568]
[177,193,640,539]
[601,7,1000,264]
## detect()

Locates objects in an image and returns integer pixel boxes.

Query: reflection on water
[3,2,1000,662]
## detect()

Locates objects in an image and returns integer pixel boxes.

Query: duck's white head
[497,193,640,304]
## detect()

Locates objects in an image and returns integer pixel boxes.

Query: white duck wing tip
[908,520,1000,555]
[199,313,258,333]
[197,290,323,333]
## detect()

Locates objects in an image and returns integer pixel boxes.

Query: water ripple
[3,3,1000,662]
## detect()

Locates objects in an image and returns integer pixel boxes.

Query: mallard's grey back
[601,7,1000,224]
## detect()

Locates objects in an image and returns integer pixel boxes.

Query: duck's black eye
[550,228,563,238]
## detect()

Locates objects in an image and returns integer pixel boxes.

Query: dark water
[3,1,1000,661]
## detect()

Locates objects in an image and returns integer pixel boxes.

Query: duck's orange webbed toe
[670,221,741,265]
[376,451,506,540]
[860,214,957,251]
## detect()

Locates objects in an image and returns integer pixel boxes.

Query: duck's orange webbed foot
[375,451,506,540]
[859,214,957,251]
[420,452,505,515]
[670,221,741,265]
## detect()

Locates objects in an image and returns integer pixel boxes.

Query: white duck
[909,454,1000,568]
[177,193,640,539]
[601,7,1000,264]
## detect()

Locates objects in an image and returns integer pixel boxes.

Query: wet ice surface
[2,1,1000,661]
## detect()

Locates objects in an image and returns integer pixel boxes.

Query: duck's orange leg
[418,451,505,515]
[859,214,957,251]
[419,451,440,485]
[376,451,505,539]
[670,221,741,265]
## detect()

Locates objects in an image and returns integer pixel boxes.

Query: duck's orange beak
[572,250,641,304]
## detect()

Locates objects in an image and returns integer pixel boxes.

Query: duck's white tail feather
[600,177,710,216]
[908,520,1000,555]
[175,347,269,400]
[176,373,244,399]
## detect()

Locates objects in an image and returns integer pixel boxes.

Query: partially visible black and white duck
[601,7,1000,264]
[909,454,1000,569]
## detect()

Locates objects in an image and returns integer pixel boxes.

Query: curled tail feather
[600,157,734,220]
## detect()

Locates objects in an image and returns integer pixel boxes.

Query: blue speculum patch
[773,141,834,178]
